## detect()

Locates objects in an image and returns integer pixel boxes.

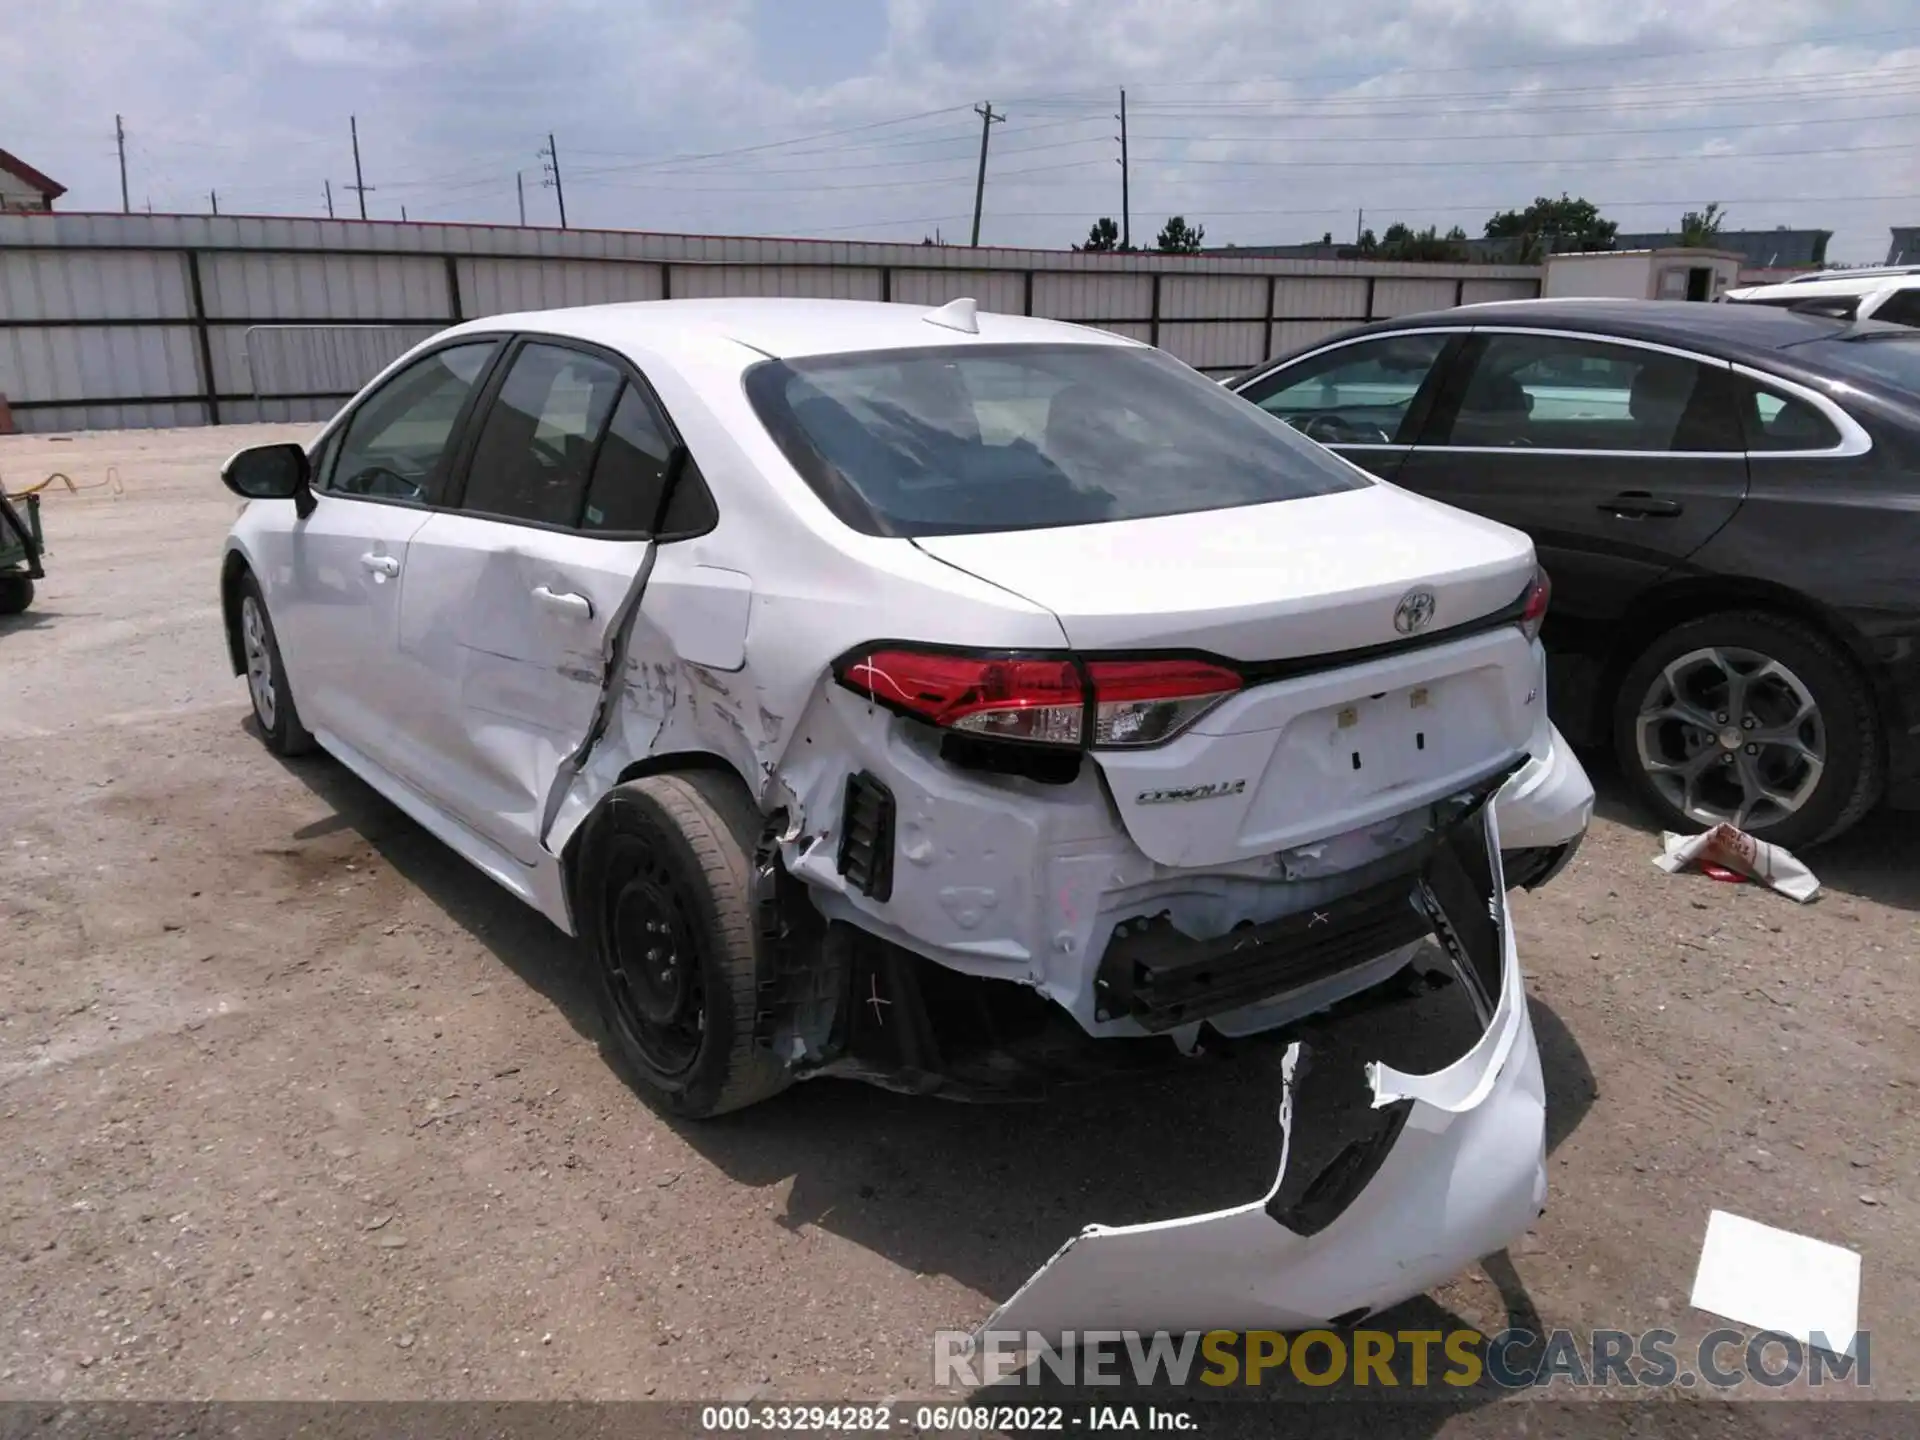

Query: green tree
[1378,224,1468,262]
[1356,227,1378,256]
[1154,215,1205,253]
[1082,216,1120,252]
[1679,202,1726,246]
[1484,193,1617,254]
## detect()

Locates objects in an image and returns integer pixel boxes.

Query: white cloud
[1,0,1912,258]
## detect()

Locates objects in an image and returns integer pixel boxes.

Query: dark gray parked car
[1230,300,1920,849]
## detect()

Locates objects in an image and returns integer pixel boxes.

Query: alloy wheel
[1634,645,1826,832]
[240,595,277,730]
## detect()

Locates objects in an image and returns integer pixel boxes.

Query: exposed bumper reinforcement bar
[982,792,1547,1336]
[1095,759,1524,1034]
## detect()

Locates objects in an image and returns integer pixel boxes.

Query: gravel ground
[1,426,1915,1430]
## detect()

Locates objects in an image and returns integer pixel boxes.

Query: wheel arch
[559,749,772,912]
[220,548,252,676]
[1592,574,1888,758]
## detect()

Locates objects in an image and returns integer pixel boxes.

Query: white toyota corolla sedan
[220,296,1592,1330]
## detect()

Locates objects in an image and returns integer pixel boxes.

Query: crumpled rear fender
[981,802,1546,1336]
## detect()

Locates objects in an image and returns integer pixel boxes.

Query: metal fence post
[186,252,220,424]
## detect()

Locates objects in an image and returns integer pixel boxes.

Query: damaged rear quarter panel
[541,332,1070,860]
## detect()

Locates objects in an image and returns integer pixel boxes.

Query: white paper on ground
[1689,1209,1861,1355]
[1653,822,1820,902]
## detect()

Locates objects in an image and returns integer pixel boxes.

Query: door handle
[1599,491,1684,519]
[532,585,593,620]
[359,552,400,576]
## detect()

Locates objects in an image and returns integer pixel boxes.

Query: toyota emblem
[1394,589,1437,635]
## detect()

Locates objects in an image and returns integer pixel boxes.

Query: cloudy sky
[4,0,1914,260]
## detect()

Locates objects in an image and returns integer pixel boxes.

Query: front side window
[462,343,624,527]
[325,342,496,500]
[1241,333,1449,444]
[745,343,1366,538]
[1439,333,1741,453]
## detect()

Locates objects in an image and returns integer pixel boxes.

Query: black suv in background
[1231,300,1920,849]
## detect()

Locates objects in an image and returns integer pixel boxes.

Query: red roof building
[0,149,66,212]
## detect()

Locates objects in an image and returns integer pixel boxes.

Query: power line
[1128,140,1919,172]
[1005,26,1920,96]
[1131,108,1920,148]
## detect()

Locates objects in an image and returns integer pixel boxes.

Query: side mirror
[221,443,315,517]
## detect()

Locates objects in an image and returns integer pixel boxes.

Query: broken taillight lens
[1519,567,1551,642]
[836,650,1085,745]
[1086,658,1242,747]
[833,650,1242,749]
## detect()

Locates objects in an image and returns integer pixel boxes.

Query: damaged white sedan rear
[217,295,1591,1330]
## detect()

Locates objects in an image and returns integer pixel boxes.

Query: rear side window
[745,342,1365,537]
[1439,333,1742,453]
[1734,378,1842,452]
[462,343,624,526]
[582,383,676,533]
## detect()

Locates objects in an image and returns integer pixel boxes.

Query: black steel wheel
[575,771,791,1117]
[1614,610,1881,850]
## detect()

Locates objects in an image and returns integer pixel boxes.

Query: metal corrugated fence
[0,214,1542,433]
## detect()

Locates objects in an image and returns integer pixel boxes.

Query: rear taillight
[1085,658,1241,746]
[1519,567,1550,642]
[834,649,1241,749]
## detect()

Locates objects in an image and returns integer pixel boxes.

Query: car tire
[577,771,792,1118]
[1613,609,1881,850]
[0,574,32,615]
[235,571,316,757]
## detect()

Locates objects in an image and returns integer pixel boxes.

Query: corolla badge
[1135,780,1247,805]
[1393,588,1437,635]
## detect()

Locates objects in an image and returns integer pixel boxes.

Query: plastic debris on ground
[1653,822,1819,902]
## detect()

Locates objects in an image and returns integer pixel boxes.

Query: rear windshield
[1791,335,1920,393]
[744,343,1367,537]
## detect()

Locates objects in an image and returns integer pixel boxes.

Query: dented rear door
[398,515,647,864]
[389,341,665,865]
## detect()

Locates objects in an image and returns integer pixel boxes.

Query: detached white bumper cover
[983,804,1546,1336]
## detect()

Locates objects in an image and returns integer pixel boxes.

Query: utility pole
[347,115,373,220]
[209,190,218,216]
[324,179,334,218]
[969,102,1005,248]
[540,135,568,229]
[1115,89,1130,250]
[1356,207,1363,244]
[517,170,526,226]
[401,205,409,222]
[115,114,130,214]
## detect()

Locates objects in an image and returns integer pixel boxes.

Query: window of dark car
[324,342,496,501]
[1436,333,1743,453]
[1239,332,1449,442]
[1731,377,1842,452]
[462,343,624,527]
[745,342,1367,538]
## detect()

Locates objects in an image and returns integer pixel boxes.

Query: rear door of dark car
[1391,327,1751,669]
[1235,328,1468,481]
